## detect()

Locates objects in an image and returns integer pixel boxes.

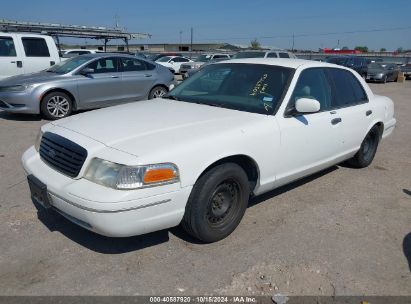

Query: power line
[194,25,411,41]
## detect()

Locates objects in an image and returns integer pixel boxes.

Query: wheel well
[199,155,259,194]
[41,88,77,110]
[374,122,384,139]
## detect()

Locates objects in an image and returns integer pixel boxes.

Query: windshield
[368,63,384,69]
[47,56,92,74]
[196,55,213,62]
[157,56,172,62]
[167,63,293,115]
[233,52,266,59]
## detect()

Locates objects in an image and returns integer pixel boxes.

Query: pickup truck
[0,32,61,80]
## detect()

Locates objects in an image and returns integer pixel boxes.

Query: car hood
[51,99,265,157]
[368,68,386,74]
[0,71,66,85]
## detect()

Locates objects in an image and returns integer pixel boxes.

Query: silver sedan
[0,54,175,119]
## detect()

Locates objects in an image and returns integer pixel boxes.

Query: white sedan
[155,56,192,74]
[22,58,396,243]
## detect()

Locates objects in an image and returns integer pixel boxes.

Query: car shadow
[0,111,42,121]
[35,165,339,251]
[403,232,411,272]
[36,207,169,254]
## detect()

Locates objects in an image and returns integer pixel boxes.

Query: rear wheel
[40,92,73,120]
[182,163,250,243]
[346,126,380,168]
[148,86,168,99]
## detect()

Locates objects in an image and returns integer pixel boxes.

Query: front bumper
[366,74,385,82]
[0,90,40,114]
[22,146,192,237]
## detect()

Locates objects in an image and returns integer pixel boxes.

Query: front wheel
[182,163,250,243]
[40,92,73,120]
[346,126,380,168]
[148,86,168,99]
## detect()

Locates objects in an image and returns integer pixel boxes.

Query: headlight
[193,64,202,69]
[34,129,43,152]
[84,158,179,190]
[0,85,31,92]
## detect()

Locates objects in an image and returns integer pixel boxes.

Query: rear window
[22,37,50,57]
[0,36,16,57]
[279,53,290,58]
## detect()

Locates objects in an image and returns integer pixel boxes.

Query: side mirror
[295,98,321,114]
[80,68,94,75]
[170,61,175,64]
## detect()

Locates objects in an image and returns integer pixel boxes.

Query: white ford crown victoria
[22,58,396,242]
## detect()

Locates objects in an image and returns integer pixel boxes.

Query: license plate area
[27,175,51,209]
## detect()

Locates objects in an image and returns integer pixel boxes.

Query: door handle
[144,74,152,77]
[366,110,372,116]
[331,118,342,125]
[110,75,120,78]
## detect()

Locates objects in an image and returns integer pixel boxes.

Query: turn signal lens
[143,167,177,184]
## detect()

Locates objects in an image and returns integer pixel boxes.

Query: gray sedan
[366,62,400,83]
[0,54,175,119]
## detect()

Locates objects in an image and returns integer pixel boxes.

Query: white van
[0,32,60,80]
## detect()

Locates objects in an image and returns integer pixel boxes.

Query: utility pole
[190,27,193,54]
[292,33,295,51]
[179,30,183,51]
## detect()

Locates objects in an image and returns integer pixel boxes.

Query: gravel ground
[0,81,410,296]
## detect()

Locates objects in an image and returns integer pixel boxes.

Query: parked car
[233,49,297,59]
[60,49,104,58]
[366,62,400,83]
[0,53,175,119]
[0,32,61,80]
[400,63,411,79]
[326,56,370,78]
[182,57,231,79]
[22,58,396,242]
[156,56,193,74]
[179,53,231,75]
[147,53,183,62]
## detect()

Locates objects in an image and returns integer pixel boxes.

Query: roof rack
[0,19,151,51]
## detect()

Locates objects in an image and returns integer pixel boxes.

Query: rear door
[120,57,156,100]
[0,34,23,79]
[326,68,371,157]
[76,57,124,108]
[19,36,56,73]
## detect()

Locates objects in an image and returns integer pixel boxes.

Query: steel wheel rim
[206,179,240,226]
[153,88,166,98]
[47,96,69,118]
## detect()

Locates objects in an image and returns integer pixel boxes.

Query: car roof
[217,58,348,70]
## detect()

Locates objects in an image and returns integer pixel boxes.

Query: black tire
[182,163,250,243]
[40,92,73,120]
[346,126,380,168]
[148,86,168,99]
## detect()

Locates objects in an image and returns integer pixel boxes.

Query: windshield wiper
[162,95,181,101]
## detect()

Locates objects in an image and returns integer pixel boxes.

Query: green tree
[397,47,403,53]
[342,46,349,50]
[250,39,261,50]
[380,48,386,52]
[354,46,368,53]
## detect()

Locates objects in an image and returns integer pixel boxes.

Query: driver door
[77,57,123,108]
[275,68,343,186]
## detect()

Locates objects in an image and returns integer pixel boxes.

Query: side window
[121,58,146,71]
[328,68,367,107]
[87,57,118,74]
[290,68,332,112]
[0,37,17,57]
[279,53,290,58]
[21,38,50,57]
[267,53,278,58]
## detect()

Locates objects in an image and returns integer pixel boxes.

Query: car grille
[39,132,88,178]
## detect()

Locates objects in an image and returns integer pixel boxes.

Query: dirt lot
[0,82,410,296]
